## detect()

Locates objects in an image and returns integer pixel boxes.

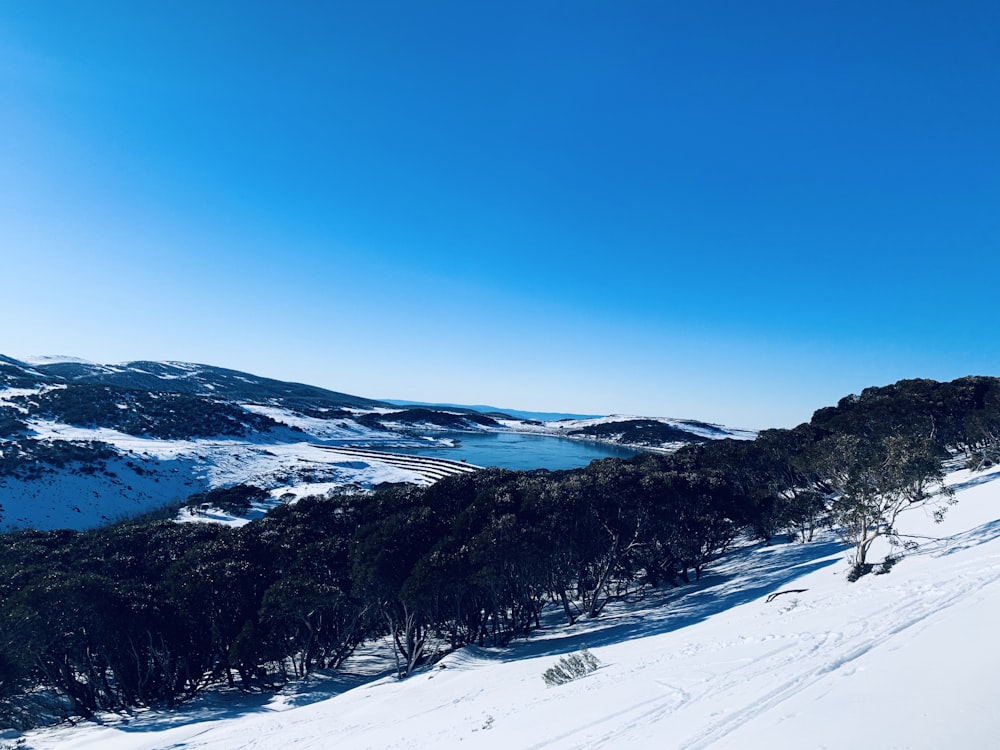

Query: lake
[396,430,641,470]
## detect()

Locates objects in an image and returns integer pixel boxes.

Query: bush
[542,648,600,687]
[847,562,874,582]
[185,485,270,515]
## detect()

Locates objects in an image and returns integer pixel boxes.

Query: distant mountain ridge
[384,399,600,422]
[9,356,388,410]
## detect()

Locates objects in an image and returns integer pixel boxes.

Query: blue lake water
[395,431,640,470]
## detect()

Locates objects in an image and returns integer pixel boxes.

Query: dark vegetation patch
[0,408,26,438]
[0,440,117,479]
[478,411,518,420]
[14,385,280,439]
[183,484,271,515]
[570,419,707,445]
[0,356,49,389]
[357,408,500,430]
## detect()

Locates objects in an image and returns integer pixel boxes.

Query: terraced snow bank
[17,464,1000,750]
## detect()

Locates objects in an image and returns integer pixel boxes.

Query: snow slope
[15,464,1000,750]
[0,414,453,532]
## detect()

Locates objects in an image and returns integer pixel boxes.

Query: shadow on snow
[456,538,845,665]
[910,517,1000,559]
[105,653,400,734]
[94,538,849,733]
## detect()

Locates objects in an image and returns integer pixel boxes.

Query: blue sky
[2,1,998,428]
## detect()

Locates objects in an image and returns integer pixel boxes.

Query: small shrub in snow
[847,562,874,582]
[542,648,600,687]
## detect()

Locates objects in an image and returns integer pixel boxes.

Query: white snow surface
[17,355,99,367]
[0,417,438,531]
[15,464,1000,750]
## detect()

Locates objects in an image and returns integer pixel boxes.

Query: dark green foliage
[0,407,26,438]
[15,384,280,439]
[809,376,1000,457]
[356,408,499,430]
[185,485,270,515]
[0,439,117,479]
[569,419,707,446]
[734,377,995,578]
[253,495,373,678]
[350,452,752,675]
[0,646,26,727]
[0,356,49,389]
[804,433,953,573]
[0,497,371,723]
[846,562,874,582]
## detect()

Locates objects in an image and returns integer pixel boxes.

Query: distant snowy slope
[517,414,756,449]
[19,464,1000,749]
[0,355,50,388]
[23,358,389,410]
[0,417,454,531]
[1,354,752,530]
[0,356,480,530]
[18,355,100,367]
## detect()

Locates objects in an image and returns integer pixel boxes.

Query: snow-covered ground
[14,463,1000,749]
[0,414,451,531]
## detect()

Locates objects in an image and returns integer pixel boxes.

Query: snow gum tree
[808,433,954,578]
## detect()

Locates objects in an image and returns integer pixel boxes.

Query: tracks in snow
[524,556,1000,750]
[673,562,1000,749]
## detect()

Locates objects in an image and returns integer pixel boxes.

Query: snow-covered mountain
[8,355,389,410]
[0,355,749,531]
[14,461,1000,750]
[534,414,757,447]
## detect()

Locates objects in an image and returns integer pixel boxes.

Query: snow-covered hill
[12,356,388,410]
[14,463,1000,749]
[1,355,749,530]
[523,414,757,449]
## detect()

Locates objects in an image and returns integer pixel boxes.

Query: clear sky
[2,1,998,429]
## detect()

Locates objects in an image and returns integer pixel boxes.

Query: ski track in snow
[672,562,1000,750]
[518,562,1000,750]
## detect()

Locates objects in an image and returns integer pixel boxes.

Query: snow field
[1,417,443,531]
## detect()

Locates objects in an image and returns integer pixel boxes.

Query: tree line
[0,375,998,727]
